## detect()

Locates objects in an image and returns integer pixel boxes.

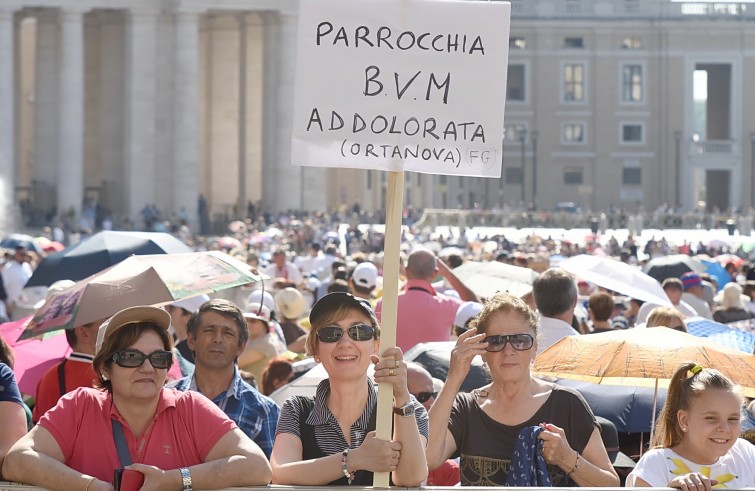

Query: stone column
[33,10,59,212]
[262,10,303,212]
[173,10,201,229]
[57,8,86,221]
[0,7,15,232]
[124,8,158,222]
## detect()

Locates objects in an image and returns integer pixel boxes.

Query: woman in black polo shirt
[270,292,428,486]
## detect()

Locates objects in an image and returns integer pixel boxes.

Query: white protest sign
[291,0,510,177]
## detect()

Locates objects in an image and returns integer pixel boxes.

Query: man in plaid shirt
[170,298,280,457]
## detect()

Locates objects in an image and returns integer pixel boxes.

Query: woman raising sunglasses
[270,292,428,486]
[3,306,272,490]
[425,292,619,487]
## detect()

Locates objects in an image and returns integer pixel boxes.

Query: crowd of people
[1,214,755,489]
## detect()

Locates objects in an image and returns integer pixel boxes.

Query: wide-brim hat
[275,287,308,320]
[96,306,172,354]
[714,282,748,310]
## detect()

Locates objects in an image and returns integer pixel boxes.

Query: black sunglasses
[483,333,534,352]
[112,349,173,369]
[413,391,437,403]
[316,324,376,343]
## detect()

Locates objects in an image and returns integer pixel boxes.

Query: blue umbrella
[554,379,666,434]
[699,259,730,291]
[0,233,43,254]
[687,317,755,353]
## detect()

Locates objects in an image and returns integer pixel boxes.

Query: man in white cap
[349,261,379,302]
[165,294,210,363]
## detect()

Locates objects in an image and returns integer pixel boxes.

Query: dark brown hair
[261,356,294,396]
[93,322,173,391]
[187,298,248,348]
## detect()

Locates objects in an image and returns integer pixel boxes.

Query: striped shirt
[276,378,429,455]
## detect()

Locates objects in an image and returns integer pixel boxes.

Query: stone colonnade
[0,0,331,231]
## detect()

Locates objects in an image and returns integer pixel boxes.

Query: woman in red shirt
[3,305,272,490]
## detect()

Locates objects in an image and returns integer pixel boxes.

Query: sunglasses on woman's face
[112,349,173,369]
[316,324,376,343]
[413,391,437,403]
[483,333,534,352]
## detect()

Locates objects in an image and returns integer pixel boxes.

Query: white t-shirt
[626,439,755,488]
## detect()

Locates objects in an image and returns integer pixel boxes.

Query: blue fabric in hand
[504,425,553,487]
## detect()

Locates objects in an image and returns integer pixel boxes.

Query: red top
[376,279,461,352]
[32,355,97,422]
[39,387,237,483]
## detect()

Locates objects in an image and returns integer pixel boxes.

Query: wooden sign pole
[373,170,404,488]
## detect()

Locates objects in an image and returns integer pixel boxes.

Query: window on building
[367,170,372,190]
[504,124,527,143]
[622,124,643,143]
[622,167,642,185]
[624,0,640,13]
[621,37,643,49]
[505,167,523,184]
[564,167,583,184]
[509,36,526,49]
[562,123,585,143]
[565,0,582,14]
[507,64,525,101]
[622,64,643,103]
[564,37,584,48]
[563,63,585,102]
[439,175,447,185]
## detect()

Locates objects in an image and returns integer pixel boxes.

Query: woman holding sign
[270,292,428,486]
[425,292,619,486]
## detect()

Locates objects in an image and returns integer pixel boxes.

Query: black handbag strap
[57,358,67,397]
[111,420,133,467]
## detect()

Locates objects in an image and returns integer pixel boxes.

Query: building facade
[1,0,755,231]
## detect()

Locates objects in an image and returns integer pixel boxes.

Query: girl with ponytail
[627,362,755,490]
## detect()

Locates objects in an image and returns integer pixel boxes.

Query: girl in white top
[627,362,755,490]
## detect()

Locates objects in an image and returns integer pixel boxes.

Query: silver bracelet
[179,467,192,491]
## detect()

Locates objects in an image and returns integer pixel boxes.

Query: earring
[681,427,687,432]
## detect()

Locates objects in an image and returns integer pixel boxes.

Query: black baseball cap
[309,292,378,326]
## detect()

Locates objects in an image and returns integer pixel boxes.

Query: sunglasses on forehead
[483,333,534,352]
[412,391,437,403]
[112,349,173,369]
[316,324,377,343]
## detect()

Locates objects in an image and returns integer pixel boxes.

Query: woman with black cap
[270,292,428,486]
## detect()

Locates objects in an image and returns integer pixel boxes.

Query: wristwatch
[393,401,415,417]
[179,467,192,491]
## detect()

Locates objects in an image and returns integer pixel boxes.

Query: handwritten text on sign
[291,0,511,177]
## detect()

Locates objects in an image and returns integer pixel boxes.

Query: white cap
[454,301,484,330]
[170,294,210,313]
[243,303,272,327]
[351,262,378,289]
[247,289,276,313]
